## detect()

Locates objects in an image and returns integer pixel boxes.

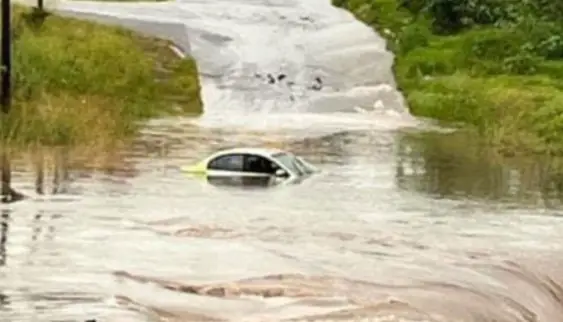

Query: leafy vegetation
[1,6,202,149]
[333,0,563,155]
[74,0,168,2]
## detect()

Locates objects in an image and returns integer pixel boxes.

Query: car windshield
[295,156,316,174]
[272,152,314,176]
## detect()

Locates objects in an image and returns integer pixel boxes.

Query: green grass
[73,0,169,2]
[1,6,203,150]
[333,0,563,156]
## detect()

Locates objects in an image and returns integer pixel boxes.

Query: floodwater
[4,0,563,321]
[3,128,563,322]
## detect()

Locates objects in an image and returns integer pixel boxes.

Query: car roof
[210,147,288,159]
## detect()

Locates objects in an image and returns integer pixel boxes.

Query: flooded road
[4,0,563,320]
[2,127,563,322]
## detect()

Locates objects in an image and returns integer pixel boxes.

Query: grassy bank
[74,0,168,2]
[1,6,202,149]
[333,0,563,155]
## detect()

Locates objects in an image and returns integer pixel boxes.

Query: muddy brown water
[1,123,563,322]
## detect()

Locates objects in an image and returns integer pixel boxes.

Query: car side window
[208,154,244,171]
[243,154,279,174]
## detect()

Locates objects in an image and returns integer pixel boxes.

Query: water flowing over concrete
[40,0,420,131]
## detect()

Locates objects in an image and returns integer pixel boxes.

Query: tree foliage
[398,0,563,34]
[396,0,563,63]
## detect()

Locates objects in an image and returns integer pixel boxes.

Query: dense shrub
[398,0,563,33]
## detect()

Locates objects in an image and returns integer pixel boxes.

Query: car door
[207,153,245,176]
[242,154,280,177]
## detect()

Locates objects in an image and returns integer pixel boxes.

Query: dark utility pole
[1,0,10,114]
[37,0,43,12]
[1,0,11,202]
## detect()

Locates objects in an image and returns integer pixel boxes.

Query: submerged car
[181,147,319,185]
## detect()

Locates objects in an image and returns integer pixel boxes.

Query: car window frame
[242,153,280,174]
[207,153,245,172]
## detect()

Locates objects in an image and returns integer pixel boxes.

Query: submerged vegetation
[1,6,202,149]
[333,0,563,155]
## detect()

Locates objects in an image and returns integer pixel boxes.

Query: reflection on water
[1,127,563,321]
[206,176,279,189]
[396,132,563,208]
[1,153,25,203]
[1,210,7,266]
